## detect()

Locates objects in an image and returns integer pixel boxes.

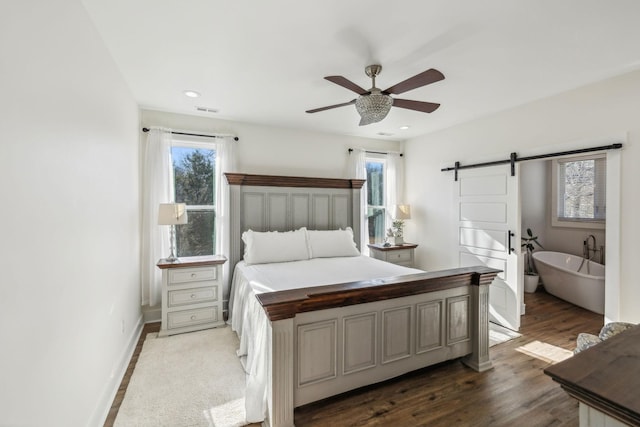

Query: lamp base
[163,225,180,263]
[393,236,405,245]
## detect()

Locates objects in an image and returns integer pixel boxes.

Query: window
[366,157,386,243]
[171,142,216,256]
[552,154,606,229]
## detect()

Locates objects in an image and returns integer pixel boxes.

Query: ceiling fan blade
[383,68,445,95]
[393,98,441,113]
[306,99,356,114]
[325,76,369,95]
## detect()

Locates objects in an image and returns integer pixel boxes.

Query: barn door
[454,164,521,331]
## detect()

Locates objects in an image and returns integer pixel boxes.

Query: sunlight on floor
[203,397,246,427]
[516,340,573,363]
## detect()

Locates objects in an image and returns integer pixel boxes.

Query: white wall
[141,109,403,178]
[405,70,640,324]
[0,1,141,426]
[520,160,548,250]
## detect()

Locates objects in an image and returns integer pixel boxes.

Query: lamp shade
[158,203,188,225]
[392,204,411,220]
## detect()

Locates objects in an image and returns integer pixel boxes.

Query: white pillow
[307,227,360,258]
[242,227,310,265]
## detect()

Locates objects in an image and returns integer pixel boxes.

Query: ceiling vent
[196,106,218,114]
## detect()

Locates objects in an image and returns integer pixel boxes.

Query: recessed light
[183,90,200,98]
[399,125,410,130]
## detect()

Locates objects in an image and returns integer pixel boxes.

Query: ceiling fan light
[355,92,393,126]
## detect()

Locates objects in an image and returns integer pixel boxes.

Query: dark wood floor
[105,290,602,427]
[104,322,160,427]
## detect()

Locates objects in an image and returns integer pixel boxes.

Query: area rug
[489,322,522,347]
[114,326,247,427]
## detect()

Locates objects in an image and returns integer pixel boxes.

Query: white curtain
[141,128,172,307]
[214,137,237,291]
[386,152,405,222]
[348,148,368,253]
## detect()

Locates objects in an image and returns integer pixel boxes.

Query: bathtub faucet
[580,235,597,274]
[586,235,596,259]
[584,235,598,260]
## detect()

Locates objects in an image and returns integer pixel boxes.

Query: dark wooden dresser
[544,325,640,426]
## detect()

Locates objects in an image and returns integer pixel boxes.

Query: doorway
[452,143,621,329]
[520,150,619,320]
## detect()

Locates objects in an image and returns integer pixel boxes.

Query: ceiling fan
[306,65,444,126]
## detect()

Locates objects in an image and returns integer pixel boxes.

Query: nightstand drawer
[167,306,219,329]
[389,249,412,262]
[367,243,417,268]
[169,267,217,284]
[168,286,218,307]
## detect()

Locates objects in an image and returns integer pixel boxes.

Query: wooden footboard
[257,266,499,427]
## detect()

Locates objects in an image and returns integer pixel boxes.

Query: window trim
[551,153,606,230]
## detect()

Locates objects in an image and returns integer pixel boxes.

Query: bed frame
[225,173,499,427]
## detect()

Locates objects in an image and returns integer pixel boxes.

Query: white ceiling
[82,0,640,141]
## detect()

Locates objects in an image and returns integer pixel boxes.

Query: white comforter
[228,256,423,422]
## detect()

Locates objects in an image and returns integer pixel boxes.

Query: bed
[225,173,499,427]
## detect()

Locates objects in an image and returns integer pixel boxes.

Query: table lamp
[158,203,188,262]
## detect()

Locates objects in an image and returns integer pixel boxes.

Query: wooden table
[544,325,640,426]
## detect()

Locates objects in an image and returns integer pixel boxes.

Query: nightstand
[157,255,227,337]
[367,243,418,268]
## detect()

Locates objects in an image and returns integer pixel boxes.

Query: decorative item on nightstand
[387,204,411,245]
[158,203,188,263]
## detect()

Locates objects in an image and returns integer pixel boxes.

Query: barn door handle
[508,230,515,254]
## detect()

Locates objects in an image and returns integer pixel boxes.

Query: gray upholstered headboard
[225,173,365,274]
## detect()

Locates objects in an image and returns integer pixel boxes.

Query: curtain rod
[142,127,239,141]
[348,148,403,157]
[441,143,622,181]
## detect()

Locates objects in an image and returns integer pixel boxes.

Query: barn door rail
[441,143,623,181]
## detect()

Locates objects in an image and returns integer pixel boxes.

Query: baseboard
[142,304,161,323]
[90,314,144,426]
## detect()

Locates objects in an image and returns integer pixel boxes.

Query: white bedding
[228,256,423,422]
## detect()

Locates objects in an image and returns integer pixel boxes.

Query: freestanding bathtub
[532,251,605,314]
